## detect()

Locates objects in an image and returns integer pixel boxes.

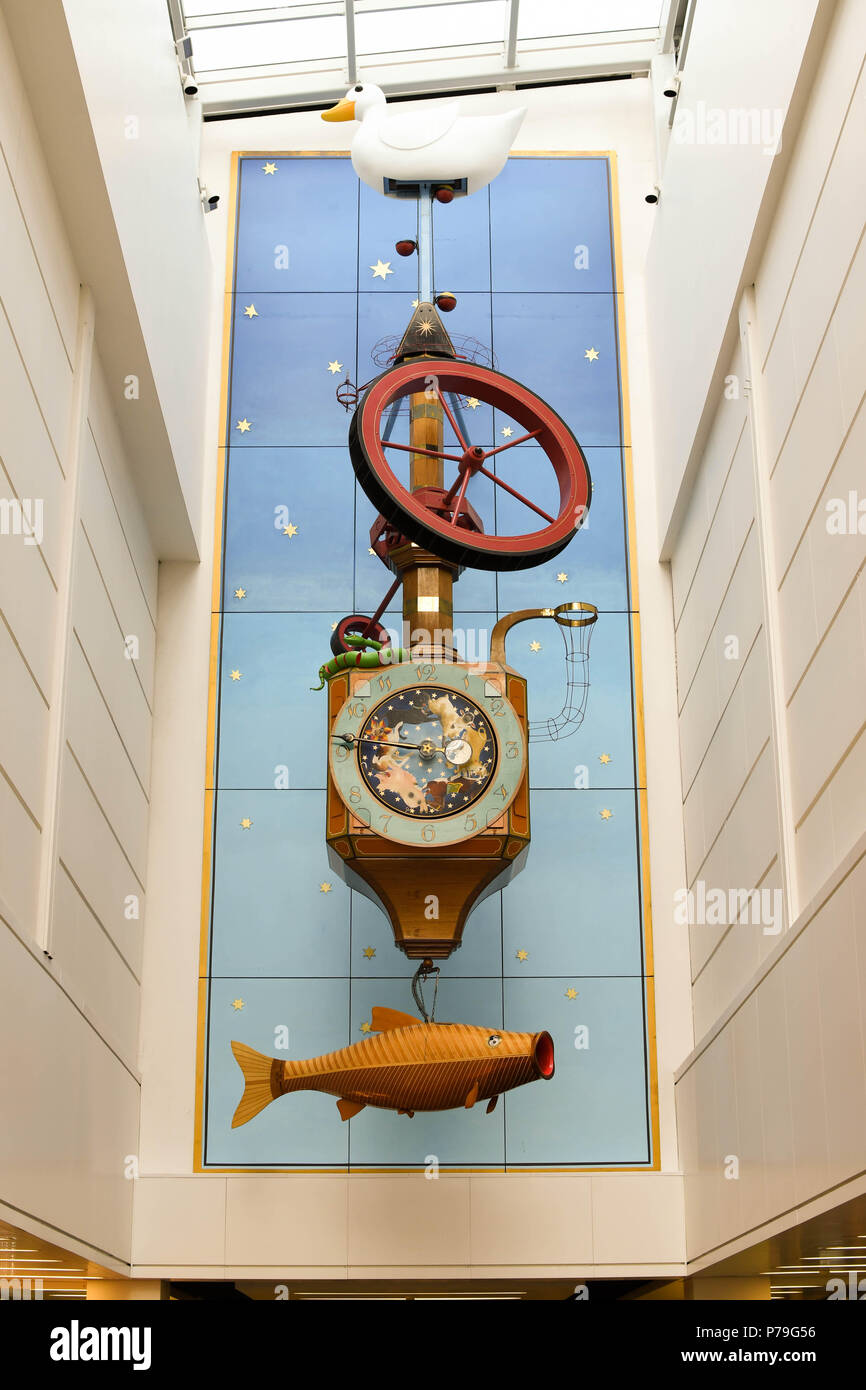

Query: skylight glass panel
[191,14,345,72]
[356,1,506,57]
[518,0,663,39]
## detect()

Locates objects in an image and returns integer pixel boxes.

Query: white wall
[133,77,694,1278]
[667,0,866,1268]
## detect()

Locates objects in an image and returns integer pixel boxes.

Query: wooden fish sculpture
[231,1007,554,1126]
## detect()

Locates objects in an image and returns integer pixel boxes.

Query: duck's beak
[322,97,356,123]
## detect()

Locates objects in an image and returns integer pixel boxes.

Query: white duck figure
[322,83,526,198]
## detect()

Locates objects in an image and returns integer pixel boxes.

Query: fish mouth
[532,1031,555,1079]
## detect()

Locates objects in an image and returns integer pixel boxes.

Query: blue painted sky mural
[200,153,655,1169]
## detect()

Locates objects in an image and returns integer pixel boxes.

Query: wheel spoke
[477,465,555,523]
[448,469,472,526]
[381,397,402,443]
[435,390,470,451]
[484,428,542,457]
[382,440,464,464]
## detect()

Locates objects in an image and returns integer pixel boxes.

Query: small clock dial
[357,686,497,818]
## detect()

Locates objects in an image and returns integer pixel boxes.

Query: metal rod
[417,182,433,304]
[363,574,402,635]
[345,0,357,83]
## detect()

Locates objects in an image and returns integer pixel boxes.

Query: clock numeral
[344,702,365,719]
[378,812,392,832]
[487,696,505,717]
[463,674,471,691]
[421,825,436,842]
[415,663,435,680]
[377,674,391,692]
[334,744,350,762]
[354,806,371,827]
[497,783,509,800]
[505,740,519,759]
[349,785,362,804]
[463,814,477,832]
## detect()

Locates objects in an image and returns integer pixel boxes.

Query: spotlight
[645,186,660,205]
[663,76,680,99]
[181,70,199,97]
[201,188,220,213]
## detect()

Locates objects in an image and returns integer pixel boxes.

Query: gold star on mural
[234,588,246,599]
[262,162,277,175]
[240,818,252,829]
[362,947,376,960]
[411,299,420,308]
[360,1020,373,1033]
[516,949,529,963]
[319,882,332,893]
[331,621,338,630]
[529,640,541,652]
[327,360,343,374]
[465,397,480,409]
[232,998,245,1010]
[229,668,242,681]
[417,318,435,336]
[368,546,376,555]
[556,572,568,583]
[600,808,613,820]
[370,259,393,280]
[598,753,612,765]
[235,418,251,433]
[565,988,578,1000]
[501,426,513,438]
[282,523,299,537]
[584,347,599,362]
[243,304,258,318]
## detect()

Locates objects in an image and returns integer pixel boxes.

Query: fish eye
[487,1033,502,1047]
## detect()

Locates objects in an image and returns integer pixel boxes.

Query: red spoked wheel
[348,361,591,572]
[330,614,390,657]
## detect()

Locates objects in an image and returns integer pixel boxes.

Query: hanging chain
[411,957,440,1023]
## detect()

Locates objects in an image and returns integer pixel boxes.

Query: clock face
[357,686,497,818]
[329,662,526,847]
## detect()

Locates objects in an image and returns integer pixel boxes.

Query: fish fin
[337,1098,366,1121]
[398,1109,415,1118]
[230,1041,279,1128]
[486,1095,499,1114]
[464,1080,480,1109]
[369,1006,421,1032]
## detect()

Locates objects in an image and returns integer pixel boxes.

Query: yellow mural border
[194,149,659,1175]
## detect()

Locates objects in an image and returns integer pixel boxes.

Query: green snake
[312,634,408,690]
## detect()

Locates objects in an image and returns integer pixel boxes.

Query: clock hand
[332,734,445,752]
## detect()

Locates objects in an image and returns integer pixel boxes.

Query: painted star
[360,1020,373,1033]
[327,360,343,374]
[232,998,245,1010]
[417,318,435,336]
[370,259,394,280]
[243,304,258,320]
[368,546,376,555]
[516,949,529,963]
[234,588,246,600]
[565,988,578,1000]
[411,299,420,308]
[319,882,332,893]
[584,347,599,362]
[556,572,568,584]
[262,162,277,175]
[331,621,338,631]
[240,818,252,829]
[501,426,513,438]
[362,947,376,960]
[529,640,542,652]
[600,808,613,820]
[282,523,299,537]
[465,397,480,410]
[598,753,612,765]
[235,418,251,433]
[229,668,242,681]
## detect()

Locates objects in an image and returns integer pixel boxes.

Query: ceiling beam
[504,0,519,70]
[345,0,357,82]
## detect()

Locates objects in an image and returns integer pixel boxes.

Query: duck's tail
[230,1041,281,1127]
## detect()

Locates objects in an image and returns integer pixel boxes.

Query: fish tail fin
[231,1041,280,1127]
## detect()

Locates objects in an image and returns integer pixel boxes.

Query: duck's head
[322,83,386,123]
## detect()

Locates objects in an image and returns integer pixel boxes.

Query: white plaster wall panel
[0,309,65,580]
[134,1178,227,1267]
[731,994,768,1234]
[795,795,839,909]
[689,680,749,867]
[828,724,866,872]
[71,530,153,789]
[815,879,866,1190]
[675,1067,705,1257]
[852,853,866,1034]
[769,343,845,575]
[688,829,729,979]
[0,10,25,175]
[738,630,773,773]
[469,1175,593,1266]
[722,742,779,894]
[224,1177,346,1267]
[677,633,720,798]
[787,573,866,823]
[0,152,73,456]
[713,1026,742,1247]
[692,1042,722,1258]
[682,771,707,887]
[348,1177,471,1268]
[756,858,784,969]
[755,961,797,1221]
[776,523,820,703]
[759,303,799,471]
[65,639,149,883]
[0,462,56,697]
[754,0,866,342]
[675,428,756,703]
[51,865,140,1069]
[829,224,866,425]
[0,772,40,932]
[782,920,830,1207]
[692,917,760,1043]
[57,747,144,976]
[0,921,138,1264]
[591,1174,685,1265]
[807,398,866,640]
[713,551,765,730]
[87,356,159,620]
[0,606,48,818]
